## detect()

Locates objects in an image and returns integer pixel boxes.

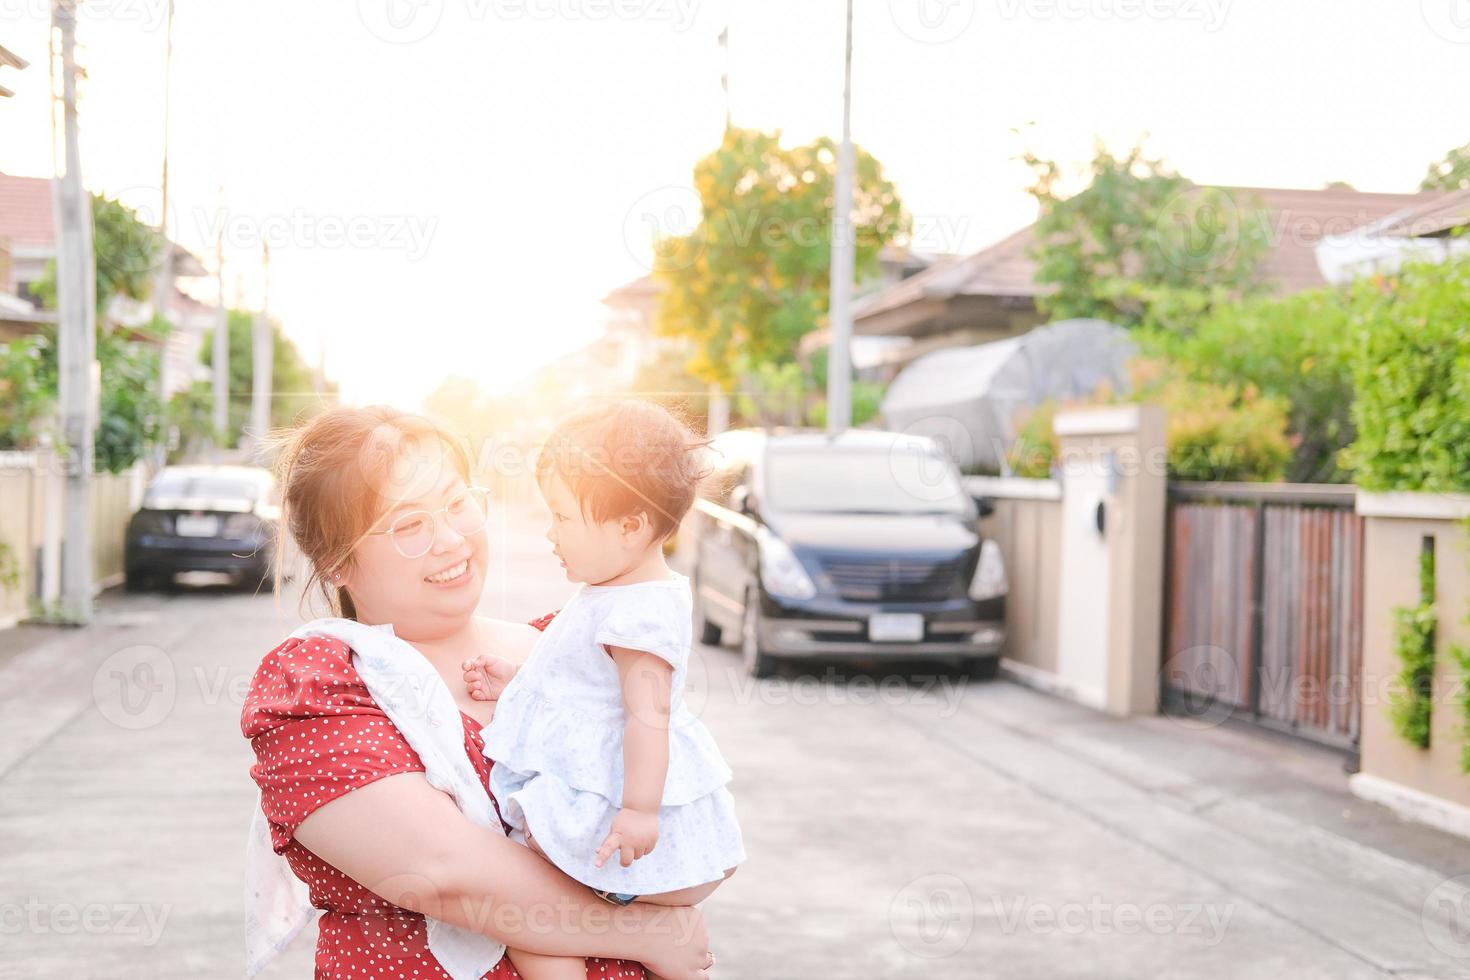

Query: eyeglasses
[365,486,492,559]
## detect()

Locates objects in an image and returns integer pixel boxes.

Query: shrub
[1007,358,1291,482]
[1140,286,1356,483]
[1340,258,1470,493]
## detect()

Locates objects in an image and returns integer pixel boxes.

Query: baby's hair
[536,399,711,540]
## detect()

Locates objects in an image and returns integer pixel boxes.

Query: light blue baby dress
[482,574,746,895]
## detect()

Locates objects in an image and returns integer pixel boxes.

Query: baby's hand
[595,807,659,868]
[461,655,519,702]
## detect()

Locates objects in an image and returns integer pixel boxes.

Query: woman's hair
[267,406,470,619]
[535,399,709,541]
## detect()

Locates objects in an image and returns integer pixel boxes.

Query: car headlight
[757,529,817,600]
[968,539,1008,601]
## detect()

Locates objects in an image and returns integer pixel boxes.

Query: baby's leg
[635,867,738,907]
[505,949,586,980]
[504,825,587,979]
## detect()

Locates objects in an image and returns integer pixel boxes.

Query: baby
[464,399,744,980]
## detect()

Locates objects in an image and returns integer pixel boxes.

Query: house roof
[0,171,208,275]
[854,185,1450,330]
[0,172,55,247]
[1375,187,1470,238]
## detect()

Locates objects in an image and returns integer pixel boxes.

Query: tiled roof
[854,185,1450,326]
[1374,187,1470,238]
[0,171,208,276]
[0,172,54,247]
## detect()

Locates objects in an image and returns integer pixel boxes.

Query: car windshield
[146,474,261,503]
[764,448,971,515]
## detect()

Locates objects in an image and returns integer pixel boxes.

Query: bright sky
[1,0,1466,408]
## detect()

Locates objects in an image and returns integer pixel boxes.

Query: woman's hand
[634,904,713,980]
[461,654,518,702]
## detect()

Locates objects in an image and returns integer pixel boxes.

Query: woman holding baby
[240,401,742,980]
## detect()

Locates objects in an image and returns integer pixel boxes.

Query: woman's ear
[331,558,358,593]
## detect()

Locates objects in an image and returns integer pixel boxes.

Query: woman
[241,406,715,980]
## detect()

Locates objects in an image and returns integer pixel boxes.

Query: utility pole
[52,0,96,624]
[152,0,176,426]
[211,201,228,454]
[825,0,856,437]
[706,22,733,436]
[249,243,272,454]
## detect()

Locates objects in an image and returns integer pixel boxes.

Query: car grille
[815,552,970,602]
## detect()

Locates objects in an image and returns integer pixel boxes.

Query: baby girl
[463,399,745,980]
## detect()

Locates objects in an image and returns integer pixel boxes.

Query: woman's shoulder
[241,633,374,739]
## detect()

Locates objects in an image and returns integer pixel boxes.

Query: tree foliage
[1422,141,1470,192]
[7,194,169,471]
[1007,358,1291,483]
[1023,143,1271,330]
[32,193,163,317]
[170,310,334,457]
[1339,258,1470,492]
[1139,287,1356,483]
[654,126,907,387]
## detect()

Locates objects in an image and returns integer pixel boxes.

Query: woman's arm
[294,771,711,979]
[596,647,672,869]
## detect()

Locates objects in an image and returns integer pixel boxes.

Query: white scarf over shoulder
[244,618,506,980]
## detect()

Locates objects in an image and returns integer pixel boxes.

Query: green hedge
[1340,258,1470,493]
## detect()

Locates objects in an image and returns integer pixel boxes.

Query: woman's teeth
[425,559,469,584]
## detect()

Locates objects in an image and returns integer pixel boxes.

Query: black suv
[691,429,1007,677]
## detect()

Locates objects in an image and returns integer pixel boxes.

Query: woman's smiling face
[338,444,489,640]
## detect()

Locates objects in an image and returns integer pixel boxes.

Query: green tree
[32,193,163,317]
[17,193,168,471]
[1023,142,1271,331]
[654,126,908,388]
[170,311,335,456]
[1422,141,1470,192]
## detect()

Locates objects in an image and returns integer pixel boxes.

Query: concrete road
[3,506,1470,978]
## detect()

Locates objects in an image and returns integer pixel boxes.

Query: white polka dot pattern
[242,629,647,979]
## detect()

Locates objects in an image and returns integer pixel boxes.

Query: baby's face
[540,474,633,585]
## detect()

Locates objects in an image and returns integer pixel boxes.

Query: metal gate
[1160,482,1364,757]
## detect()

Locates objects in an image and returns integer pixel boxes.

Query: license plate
[869,613,924,643]
[175,514,220,537]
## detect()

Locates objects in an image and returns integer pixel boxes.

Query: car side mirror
[972,495,996,519]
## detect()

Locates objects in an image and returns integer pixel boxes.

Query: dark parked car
[124,466,279,591]
[691,429,1007,677]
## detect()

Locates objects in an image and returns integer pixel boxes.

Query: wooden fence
[1161,481,1364,753]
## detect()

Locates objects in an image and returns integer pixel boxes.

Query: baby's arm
[595,645,672,870]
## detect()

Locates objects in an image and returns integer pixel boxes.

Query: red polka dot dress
[242,616,646,980]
